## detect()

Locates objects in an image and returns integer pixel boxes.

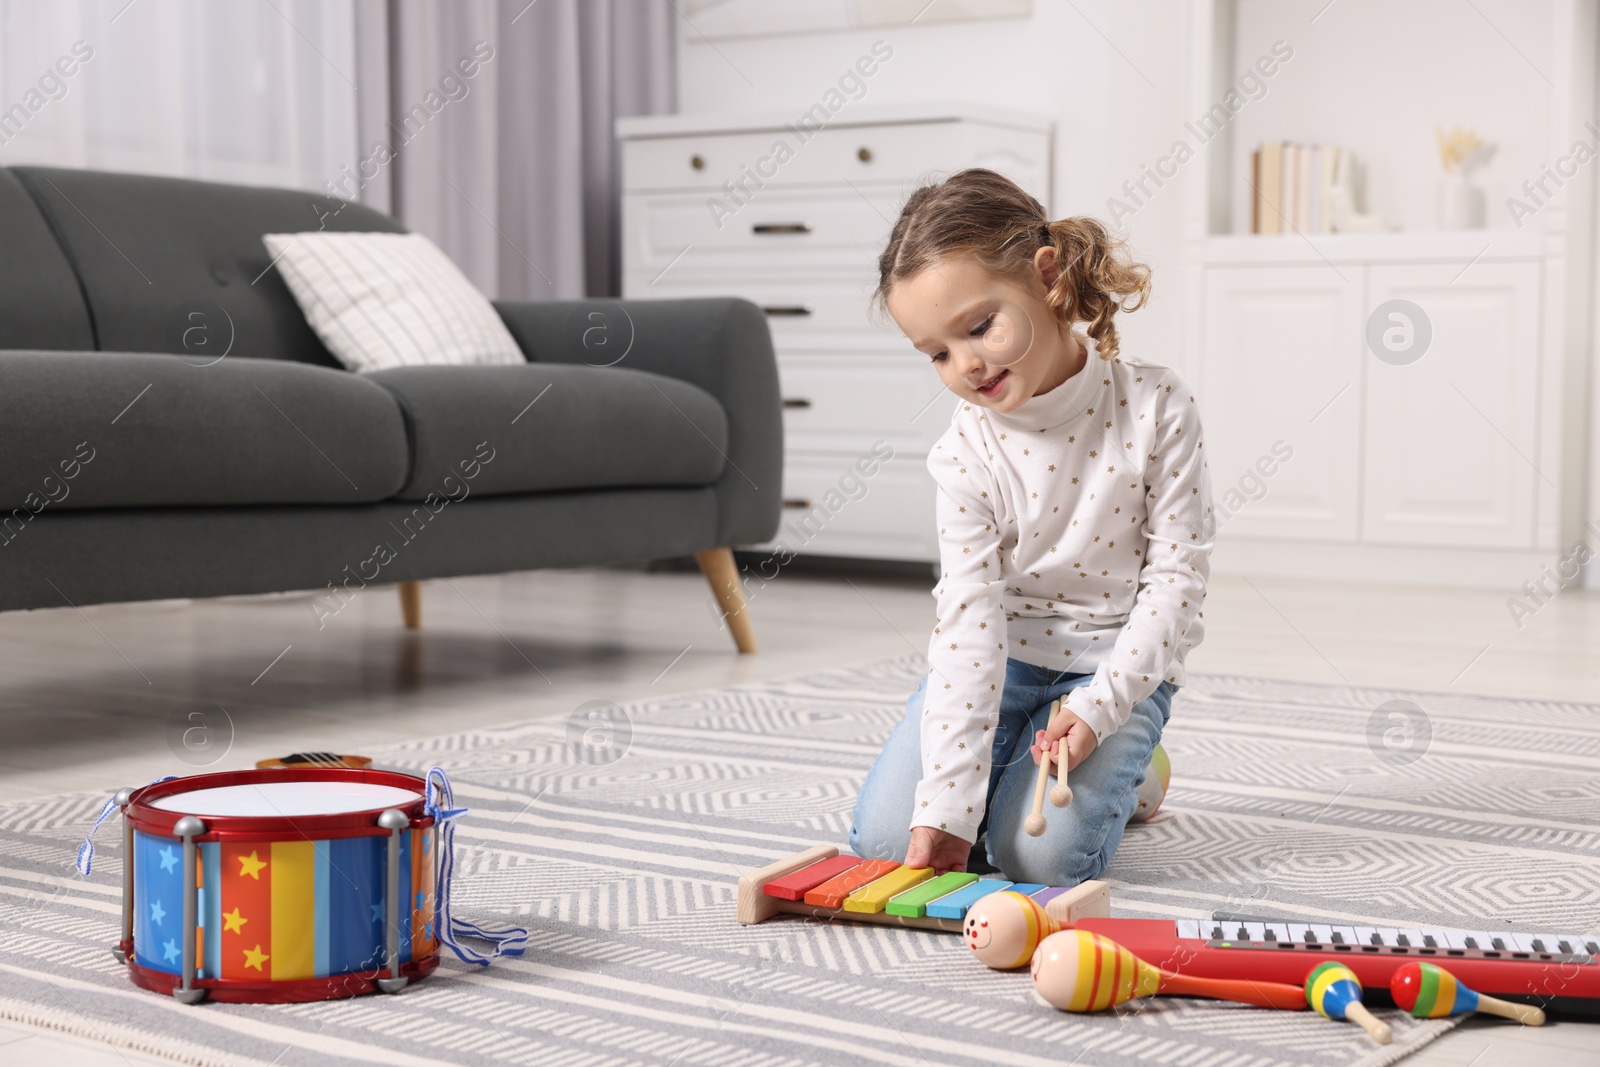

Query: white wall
[675,0,1194,371]
[1228,0,1552,235]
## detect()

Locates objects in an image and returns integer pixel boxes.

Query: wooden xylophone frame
[737,844,1112,930]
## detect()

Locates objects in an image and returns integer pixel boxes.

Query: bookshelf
[1180,0,1596,588]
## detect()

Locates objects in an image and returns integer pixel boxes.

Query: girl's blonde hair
[873,168,1151,362]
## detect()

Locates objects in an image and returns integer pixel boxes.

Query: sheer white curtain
[0,0,675,299]
[0,0,357,191]
[355,0,676,300]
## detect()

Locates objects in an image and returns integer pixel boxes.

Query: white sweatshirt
[913,352,1214,842]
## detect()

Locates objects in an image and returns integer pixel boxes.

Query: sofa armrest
[492,296,782,548]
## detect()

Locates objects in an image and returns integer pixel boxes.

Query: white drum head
[149,780,422,817]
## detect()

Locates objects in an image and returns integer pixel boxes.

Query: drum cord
[424,766,529,965]
[77,776,178,877]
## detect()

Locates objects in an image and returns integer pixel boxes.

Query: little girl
[848,168,1213,887]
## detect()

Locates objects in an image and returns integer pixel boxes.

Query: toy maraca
[1025,699,1072,837]
[964,890,1064,970]
[1305,962,1392,1044]
[1031,929,1308,1012]
[1129,742,1170,823]
[1391,961,1545,1026]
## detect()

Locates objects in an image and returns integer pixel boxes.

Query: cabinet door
[1362,262,1539,548]
[1200,266,1363,541]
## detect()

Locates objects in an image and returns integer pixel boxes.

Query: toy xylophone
[737,845,1110,931]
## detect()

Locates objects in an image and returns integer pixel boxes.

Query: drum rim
[124,767,431,838]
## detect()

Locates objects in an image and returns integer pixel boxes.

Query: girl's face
[886,247,1080,415]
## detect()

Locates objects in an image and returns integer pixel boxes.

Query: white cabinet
[1362,262,1540,548]
[1200,266,1363,541]
[1196,241,1559,584]
[617,105,1053,562]
[1182,0,1593,589]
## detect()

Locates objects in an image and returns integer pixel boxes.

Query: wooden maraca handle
[1474,993,1546,1026]
[1158,971,1308,1010]
[1343,1001,1393,1044]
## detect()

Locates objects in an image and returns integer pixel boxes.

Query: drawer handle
[762,305,812,317]
[690,154,705,170]
[857,146,872,163]
[752,222,813,235]
[782,497,813,509]
[782,397,812,409]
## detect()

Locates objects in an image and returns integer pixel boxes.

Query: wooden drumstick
[1047,699,1072,808]
[1024,699,1059,837]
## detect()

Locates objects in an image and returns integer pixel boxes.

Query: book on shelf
[1250,141,1353,235]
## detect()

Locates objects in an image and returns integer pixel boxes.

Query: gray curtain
[352,0,674,301]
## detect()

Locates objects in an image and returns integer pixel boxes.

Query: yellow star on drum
[242,944,269,971]
[237,850,267,880]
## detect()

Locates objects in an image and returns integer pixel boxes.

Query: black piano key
[1303,929,1318,944]
[1464,937,1479,949]
[1264,928,1277,942]
[1422,935,1438,948]
[1492,937,1507,951]
[1531,939,1547,953]
[1396,934,1411,947]
[1237,926,1249,941]
[1211,926,1225,941]
[1370,932,1384,946]
[1557,940,1572,954]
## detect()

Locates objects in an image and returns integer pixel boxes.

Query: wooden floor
[1,561,1595,1066]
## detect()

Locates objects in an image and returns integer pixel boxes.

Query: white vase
[1437,172,1485,230]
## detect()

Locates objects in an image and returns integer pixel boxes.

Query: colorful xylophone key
[735,845,1111,932]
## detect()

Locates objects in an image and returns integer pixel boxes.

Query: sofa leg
[695,548,757,654]
[398,581,423,630]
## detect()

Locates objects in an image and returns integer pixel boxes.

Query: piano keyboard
[1174,917,1598,964]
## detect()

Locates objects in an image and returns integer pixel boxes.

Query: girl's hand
[1031,708,1098,772]
[904,826,971,874]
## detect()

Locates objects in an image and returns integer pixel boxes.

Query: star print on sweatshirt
[913,352,1214,843]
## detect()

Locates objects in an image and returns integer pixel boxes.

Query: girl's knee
[988,793,1127,885]
[990,825,1104,886]
[847,816,907,863]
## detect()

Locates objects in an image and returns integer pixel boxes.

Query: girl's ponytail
[875,169,1151,362]
[1039,217,1151,363]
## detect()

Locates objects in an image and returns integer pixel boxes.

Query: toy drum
[112,768,439,1003]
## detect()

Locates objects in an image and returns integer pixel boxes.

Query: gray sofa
[0,166,780,650]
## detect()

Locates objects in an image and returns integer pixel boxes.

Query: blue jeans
[848,659,1174,886]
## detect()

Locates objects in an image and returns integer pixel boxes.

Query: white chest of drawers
[616,104,1053,562]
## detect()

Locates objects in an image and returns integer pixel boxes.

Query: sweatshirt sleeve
[1062,374,1214,741]
[914,432,1008,843]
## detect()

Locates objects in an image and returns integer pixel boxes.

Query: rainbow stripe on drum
[1391,961,1478,1018]
[132,828,433,981]
[1306,961,1365,1019]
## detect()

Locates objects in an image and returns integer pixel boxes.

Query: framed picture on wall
[681,0,1033,40]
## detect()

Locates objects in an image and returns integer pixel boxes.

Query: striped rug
[3,655,1595,1066]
